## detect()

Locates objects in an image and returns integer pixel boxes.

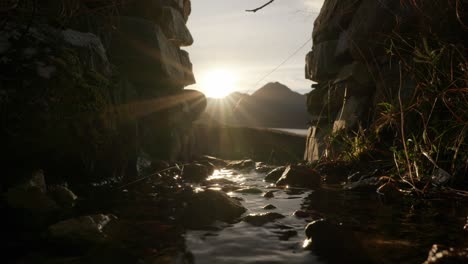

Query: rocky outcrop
[304,0,466,162]
[0,0,205,183]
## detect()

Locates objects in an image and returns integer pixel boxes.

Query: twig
[246,0,275,13]
[398,62,415,187]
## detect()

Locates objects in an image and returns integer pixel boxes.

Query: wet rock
[48,185,78,208]
[255,162,275,173]
[264,166,286,182]
[183,190,246,228]
[243,212,285,226]
[464,217,468,232]
[343,176,381,192]
[226,159,256,171]
[293,210,309,218]
[234,187,263,194]
[423,244,468,264]
[304,219,369,263]
[263,190,275,198]
[263,204,277,210]
[276,165,321,188]
[196,160,216,175]
[49,214,117,245]
[182,163,211,182]
[376,182,403,202]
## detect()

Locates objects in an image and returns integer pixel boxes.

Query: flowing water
[185,168,467,264]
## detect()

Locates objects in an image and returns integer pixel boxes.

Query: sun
[199,69,237,98]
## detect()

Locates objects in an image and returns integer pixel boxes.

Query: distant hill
[199,82,311,129]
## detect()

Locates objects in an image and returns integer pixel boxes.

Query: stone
[263,190,275,198]
[305,40,340,82]
[234,187,263,194]
[263,204,277,210]
[255,162,275,173]
[108,17,192,90]
[183,190,246,228]
[333,62,372,87]
[243,212,285,226]
[182,163,211,182]
[226,159,256,171]
[276,165,321,188]
[48,185,78,208]
[304,126,320,162]
[304,219,369,263]
[49,214,116,244]
[423,244,468,264]
[264,166,286,182]
[161,7,193,46]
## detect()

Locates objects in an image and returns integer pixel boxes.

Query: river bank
[3,154,467,264]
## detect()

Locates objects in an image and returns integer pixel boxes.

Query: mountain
[200,82,311,129]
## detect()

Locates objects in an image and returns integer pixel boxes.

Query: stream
[185,167,467,264]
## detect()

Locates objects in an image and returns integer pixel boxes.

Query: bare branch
[246,0,275,13]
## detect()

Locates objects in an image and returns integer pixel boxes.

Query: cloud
[304,0,324,11]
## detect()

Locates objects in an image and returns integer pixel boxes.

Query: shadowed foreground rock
[276,165,321,188]
[304,219,371,264]
[183,190,246,228]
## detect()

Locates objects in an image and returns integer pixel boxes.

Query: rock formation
[0,0,205,184]
[304,0,467,162]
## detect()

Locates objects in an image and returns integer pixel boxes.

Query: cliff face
[0,0,205,183]
[304,0,467,163]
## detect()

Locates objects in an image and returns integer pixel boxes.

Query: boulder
[264,166,286,182]
[161,7,193,46]
[48,214,116,244]
[182,163,211,182]
[183,190,246,228]
[304,219,370,263]
[243,212,285,226]
[423,244,468,264]
[276,165,321,188]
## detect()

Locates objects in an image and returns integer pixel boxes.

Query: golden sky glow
[198,69,238,98]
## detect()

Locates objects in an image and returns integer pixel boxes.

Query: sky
[185,0,324,97]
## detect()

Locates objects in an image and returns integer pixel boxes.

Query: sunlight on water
[186,169,318,264]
